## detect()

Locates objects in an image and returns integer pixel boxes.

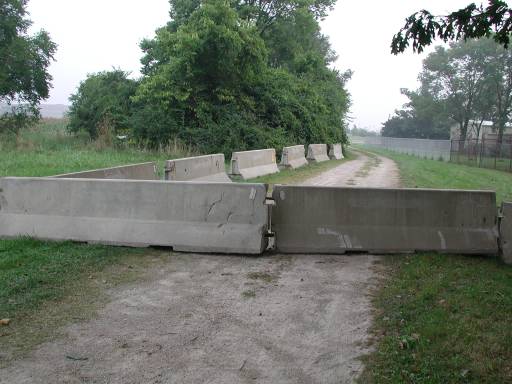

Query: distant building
[450,120,512,142]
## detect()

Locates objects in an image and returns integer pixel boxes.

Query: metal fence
[360,136,451,161]
[450,139,512,172]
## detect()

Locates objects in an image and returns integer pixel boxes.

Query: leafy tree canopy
[0,0,56,134]
[384,37,512,143]
[67,70,138,139]
[134,0,349,154]
[382,88,451,139]
[391,0,512,54]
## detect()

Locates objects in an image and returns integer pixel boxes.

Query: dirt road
[1,149,400,384]
[303,149,400,188]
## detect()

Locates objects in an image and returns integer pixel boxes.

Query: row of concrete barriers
[170,143,344,181]
[52,144,344,183]
[0,177,510,263]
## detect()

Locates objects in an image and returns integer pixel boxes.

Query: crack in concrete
[207,192,225,218]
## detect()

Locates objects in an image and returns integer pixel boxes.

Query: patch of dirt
[0,253,381,384]
[302,149,400,188]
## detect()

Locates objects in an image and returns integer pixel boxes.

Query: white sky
[28,0,472,131]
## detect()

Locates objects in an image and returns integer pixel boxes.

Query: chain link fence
[450,139,512,172]
[358,136,451,161]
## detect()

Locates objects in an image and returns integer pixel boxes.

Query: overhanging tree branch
[391,0,512,54]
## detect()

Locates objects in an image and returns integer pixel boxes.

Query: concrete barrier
[280,145,308,169]
[272,185,498,254]
[500,202,512,264]
[0,177,268,254]
[307,144,329,163]
[328,143,344,160]
[230,149,279,179]
[52,162,158,180]
[165,154,231,182]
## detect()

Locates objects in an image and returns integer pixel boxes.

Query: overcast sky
[28,0,472,131]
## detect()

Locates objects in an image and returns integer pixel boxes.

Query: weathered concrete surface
[0,178,268,254]
[165,154,231,182]
[302,150,399,188]
[52,162,158,180]
[280,145,308,169]
[231,149,279,179]
[272,185,499,255]
[307,144,329,163]
[500,202,512,264]
[328,143,344,160]
[0,253,380,384]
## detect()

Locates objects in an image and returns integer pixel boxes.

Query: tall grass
[0,118,197,177]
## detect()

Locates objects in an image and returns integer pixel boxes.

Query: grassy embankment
[0,119,349,362]
[357,146,512,384]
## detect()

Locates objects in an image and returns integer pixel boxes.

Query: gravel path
[0,149,400,384]
[303,149,400,188]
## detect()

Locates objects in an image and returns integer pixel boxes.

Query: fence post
[474,138,479,166]
[481,136,485,168]
[509,140,512,172]
[494,140,498,170]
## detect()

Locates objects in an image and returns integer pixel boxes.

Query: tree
[381,89,451,139]
[0,0,56,134]
[419,39,495,141]
[485,42,512,144]
[140,0,336,74]
[347,125,377,137]
[134,0,269,151]
[135,0,350,154]
[387,37,512,143]
[391,0,512,54]
[67,70,138,139]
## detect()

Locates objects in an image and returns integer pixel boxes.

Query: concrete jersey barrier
[272,185,498,255]
[165,154,231,182]
[500,202,512,264]
[230,149,279,179]
[0,177,268,254]
[51,162,158,180]
[307,144,329,163]
[328,143,344,160]
[280,145,308,169]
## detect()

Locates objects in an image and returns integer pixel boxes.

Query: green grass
[359,254,512,384]
[357,146,512,204]
[451,154,512,173]
[0,239,137,319]
[0,119,193,177]
[356,146,512,383]
[0,237,169,365]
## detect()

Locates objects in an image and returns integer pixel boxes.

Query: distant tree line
[346,125,377,137]
[67,0,351,155]
[382,37,512,143]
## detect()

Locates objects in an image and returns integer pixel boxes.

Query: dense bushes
[67,70,137,139]
[67,0,350,155]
